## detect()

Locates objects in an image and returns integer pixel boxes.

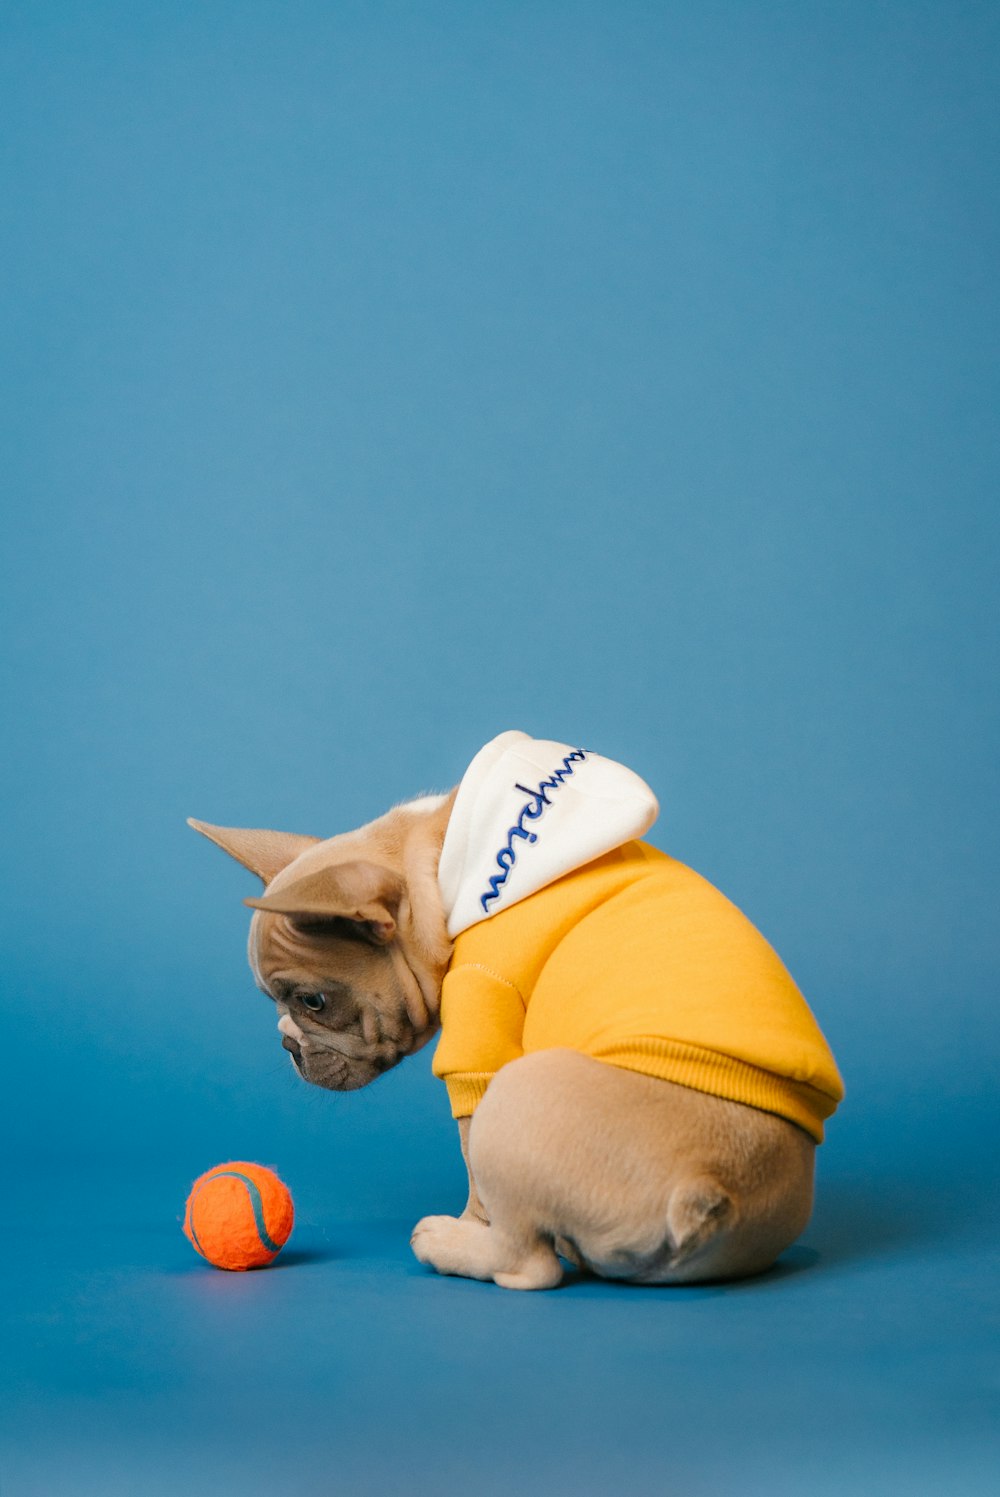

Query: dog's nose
[278,1011,305,1068]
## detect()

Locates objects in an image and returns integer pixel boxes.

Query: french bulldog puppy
[190,732,842,1290]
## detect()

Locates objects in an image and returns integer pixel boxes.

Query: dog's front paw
[410,1214,494,1280]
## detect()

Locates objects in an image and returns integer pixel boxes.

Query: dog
[190,731,844,1289]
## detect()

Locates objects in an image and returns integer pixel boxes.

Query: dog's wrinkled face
[188,808,454,1094]
[251,911,435,1091]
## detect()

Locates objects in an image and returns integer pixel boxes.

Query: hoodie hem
[592,1038,840,1143]
[439,1042,840,1140]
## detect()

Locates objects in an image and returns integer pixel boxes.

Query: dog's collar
[437,731,659,939]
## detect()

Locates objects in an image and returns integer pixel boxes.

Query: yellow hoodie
[432,736,844,1143]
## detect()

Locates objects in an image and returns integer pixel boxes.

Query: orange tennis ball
[183,1161,294,1271]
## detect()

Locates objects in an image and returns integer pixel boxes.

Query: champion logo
[479,750,588,914]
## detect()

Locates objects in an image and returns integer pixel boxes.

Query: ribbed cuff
[443,1072,495,1118]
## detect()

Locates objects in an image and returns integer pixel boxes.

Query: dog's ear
[244,861,403,944]
[187,818,321,884]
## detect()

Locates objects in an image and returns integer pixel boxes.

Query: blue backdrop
[2,4,997,1494]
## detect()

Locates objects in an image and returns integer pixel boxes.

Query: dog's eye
[301,992,326,1013]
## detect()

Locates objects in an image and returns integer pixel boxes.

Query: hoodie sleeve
[431,962,527,1117]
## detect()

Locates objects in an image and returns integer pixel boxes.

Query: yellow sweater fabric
[432,840,844,1143]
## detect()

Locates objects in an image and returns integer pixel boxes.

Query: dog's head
[189,801,453,1091]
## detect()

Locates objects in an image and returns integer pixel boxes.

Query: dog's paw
[410,1214,493,1279]
[410,1214,564,1289]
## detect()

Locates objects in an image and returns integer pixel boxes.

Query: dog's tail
[664,1175,734,1269]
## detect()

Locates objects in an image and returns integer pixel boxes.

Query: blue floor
[5,1139,998,1496]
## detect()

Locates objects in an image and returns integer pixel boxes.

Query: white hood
[438,731,659,938]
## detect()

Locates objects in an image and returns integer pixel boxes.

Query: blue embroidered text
[479,750,588,914]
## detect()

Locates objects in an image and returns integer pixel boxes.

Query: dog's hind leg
[410,1213,563,1290]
